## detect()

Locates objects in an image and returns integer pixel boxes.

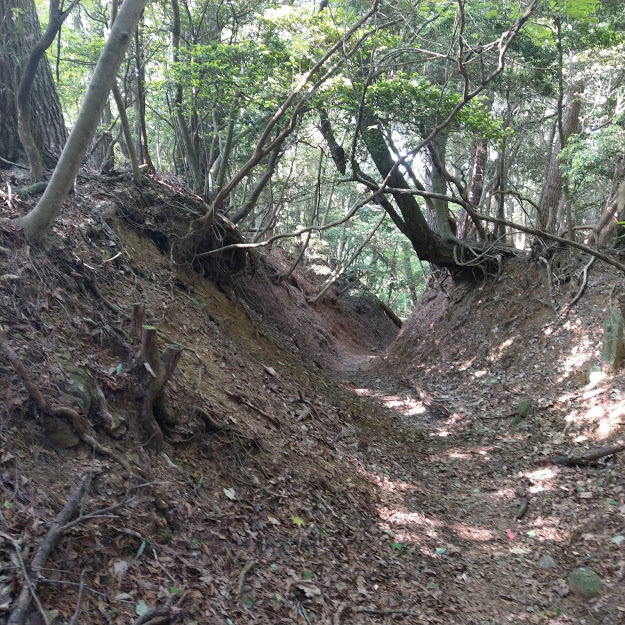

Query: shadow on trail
[331,350,572,625]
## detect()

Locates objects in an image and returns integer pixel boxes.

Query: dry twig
[236,559,258,597]
[356,607,423,617]
[68,569,86,625]
[5,475,91,625]
[225,390,281,428]
[550,439,625,466]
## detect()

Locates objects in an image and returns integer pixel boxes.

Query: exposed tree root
[556,255,595,320]
[473,212,625,273]
[0,330,136,476]
[130,304,183,448]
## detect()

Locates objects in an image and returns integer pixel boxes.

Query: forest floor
[1,173,625,625]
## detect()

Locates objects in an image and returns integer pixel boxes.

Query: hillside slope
[1,176,625,625]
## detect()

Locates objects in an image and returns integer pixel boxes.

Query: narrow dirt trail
[333,354,574,625]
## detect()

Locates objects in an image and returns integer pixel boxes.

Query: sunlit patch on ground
[449,523,496,542]
[523,467,558,495]
[489,335,518,362]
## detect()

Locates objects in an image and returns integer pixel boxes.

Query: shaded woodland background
[2,0,625,311]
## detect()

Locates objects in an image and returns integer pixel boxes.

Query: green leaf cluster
[366,74,507,142]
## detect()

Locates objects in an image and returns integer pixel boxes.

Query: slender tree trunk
[171,0,202,192]
[134,24,155,174]
[495,138,506,240]
[231,142,283,224]
[401,240,418,307]
[588,162,625,247]
[17,0,79,181]
[13,0,147,241]
[214,99,238,194]
[112,82,142,185]
[458,138,487,240]
[592,181,625,248]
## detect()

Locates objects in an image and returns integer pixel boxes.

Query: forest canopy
[1,0,625,314]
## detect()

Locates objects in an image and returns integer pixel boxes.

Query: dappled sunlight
[492,488,518,501]
[367,471,422,494]
[430,430,451,437]
[383,395,427,416]
[523,467,558,494]
[523,519,565,543]
[455,356,477,371]
[556,380,625,442]
[360,462,564,563]
[450,523,496,542]
[428,446,496,462]
[353,387,428,417]
[490,335,518,361]
[556,329,595,378]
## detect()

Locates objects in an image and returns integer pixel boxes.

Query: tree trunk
[401,240,418,307]
[231,142,283,224]
[134,24,155,174]
[359,107,454,266]
[427,130,453,239]
[17,0,80,181]
[593,180,625,248]
[14,0,147,241]
[0,0,67,168]
[171,0,203,192]
[494,138,506,240]
[539,78,584,233]
[458,139,487,240]
[112,82,142,185]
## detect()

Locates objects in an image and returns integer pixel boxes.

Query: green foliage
[366,74,508,142]
[25,0,625,306]
[560,124,625,188]
[550,0,600,20]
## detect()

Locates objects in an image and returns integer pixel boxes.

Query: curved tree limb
[17,0,80,181]
[384,186,625,273]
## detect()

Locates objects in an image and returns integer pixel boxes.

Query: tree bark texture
[17,0,79,180]
[0,0,67,167]
[112,82,142,185]
[134,25,156,174]
[427,130,453,239]
[457,139,487,240]
[539,79,584,233]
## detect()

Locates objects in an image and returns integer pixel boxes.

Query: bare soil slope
[1,175,624,625]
